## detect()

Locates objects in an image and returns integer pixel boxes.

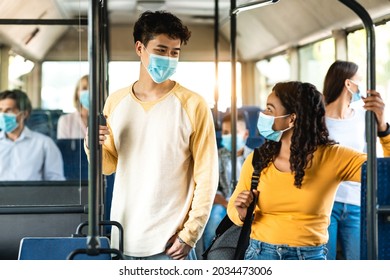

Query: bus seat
[215,130,222,149]
[246,136,265,149]
[226,106,262,137]
[360,158,390,260]
[26,109,54,139]
[105,174,115,221]
[49,109,64,139]
[18,237,111,260]
[56,139,88,180]
[56,139,115,225]
[239,106,261,137]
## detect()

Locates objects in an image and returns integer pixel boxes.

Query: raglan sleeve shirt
[83,83,219,252]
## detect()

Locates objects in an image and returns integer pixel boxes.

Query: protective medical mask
[143,47,178,83]
[79,90,89,110]
[257,112,292,142]
[347,80,362,103]
[221,134,246,152]
[0,112,19,133]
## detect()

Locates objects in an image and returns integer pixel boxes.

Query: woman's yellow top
[227,134,390,246]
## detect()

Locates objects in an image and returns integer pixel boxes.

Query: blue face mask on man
[0,112,19,133]
[143,47,178,83]
[257,112,292,142]
[347,79,362,103]
[79,90,89,110]
[221,134,246,152]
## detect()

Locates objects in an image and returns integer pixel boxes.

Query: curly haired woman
[227,81,390,260]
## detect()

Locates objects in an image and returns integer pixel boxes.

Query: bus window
[256,55,291,109]
[299,37,335,91]
[348,24,390,121]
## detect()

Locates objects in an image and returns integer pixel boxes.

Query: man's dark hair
[0,89,32,117]
[133,10,191,46]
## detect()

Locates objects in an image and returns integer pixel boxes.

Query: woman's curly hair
[256,81,336,187]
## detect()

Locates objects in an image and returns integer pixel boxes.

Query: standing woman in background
[323,60,388,260]
[57,74,89,139]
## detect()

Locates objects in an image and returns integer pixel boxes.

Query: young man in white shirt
[85,11,218,260]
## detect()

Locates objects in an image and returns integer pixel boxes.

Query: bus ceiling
[0,0,389,62]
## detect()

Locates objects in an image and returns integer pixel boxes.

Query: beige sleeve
[178,97,219,247]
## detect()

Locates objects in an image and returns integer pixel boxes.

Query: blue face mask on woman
[143,47,178,83]
[0,112,19,133]
[79,90,89,110]
[221,134,246,152]
[257,112,291,142]
[347,80,362,103]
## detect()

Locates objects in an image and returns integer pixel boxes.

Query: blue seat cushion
[18,237,111,260]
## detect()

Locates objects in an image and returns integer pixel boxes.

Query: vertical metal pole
[87,0,102,250]
[338,0,377,260]
[97,0,109,226]
[230,0,238,188]
[213,0,220,129]
[102,0,110,101]
[101,0,110,225]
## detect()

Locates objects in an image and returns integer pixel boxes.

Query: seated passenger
[0,89,65,181]
[57,75,89,139]
[203,111,252,250]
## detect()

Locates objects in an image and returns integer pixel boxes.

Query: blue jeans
[245,239,327,260]
[326,202,361,260]
[124,249,197,260]
[202,204,227,250]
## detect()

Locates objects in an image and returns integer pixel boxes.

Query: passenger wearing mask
[57,75,89,139]
[323,60,389,260]
[0,89,65,181]
[85,11,218,260]
[202,111,252,250]
[228,81,390,260]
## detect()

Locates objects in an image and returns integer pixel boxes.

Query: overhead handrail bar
[0,19,87,25]
[232,0,279,15]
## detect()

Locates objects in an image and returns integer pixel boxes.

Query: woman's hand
[362,90,387,132]
[234,190,259,221]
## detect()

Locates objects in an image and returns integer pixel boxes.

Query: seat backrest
[26,109,54,138]
[239,106,262,137]
[56,139,88,180]
[18,237,111,260]
[225,106,262,137]
[55,139,115,230]
[105,174,115,221]
[0,181,89,260]
[49,109,64,139]
[360,158,390,260]
[245,136,265,149]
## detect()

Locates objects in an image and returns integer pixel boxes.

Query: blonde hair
[73,75,89,111]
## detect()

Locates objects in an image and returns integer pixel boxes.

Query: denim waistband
[249,239,326,252]
[247,239,327,260]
